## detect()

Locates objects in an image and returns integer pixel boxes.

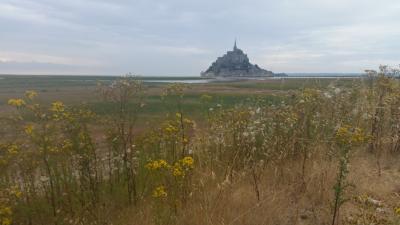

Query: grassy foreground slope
[1,73,400,225]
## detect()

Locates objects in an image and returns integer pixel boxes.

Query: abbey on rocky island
[201,40,275,77]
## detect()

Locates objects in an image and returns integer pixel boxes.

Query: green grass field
[0,75,359,124]
[0,75,356,121]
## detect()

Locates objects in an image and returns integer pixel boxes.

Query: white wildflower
[40,176,49,182]
[324,92,332,98]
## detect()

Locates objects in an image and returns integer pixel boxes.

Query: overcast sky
[1,0,400,75]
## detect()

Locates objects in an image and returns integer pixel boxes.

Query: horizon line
[0,72,365,77]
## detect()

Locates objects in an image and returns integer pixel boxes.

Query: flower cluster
[25,90,37,100]
[301,88,321,103]
[180,156,194,168]
[152,185,167,198]
[335,125,366,146]
[0,187,17,225]
[50,101,65,112]
[145,159,170,170]
[7,99,25,107]
[171,156,194,177]
[0,206,12,225]
[172,165,184,177]
[146,157,194,177]
[50,101,68,121]
[146,156,194,203]
[163,124,178,134]
[9,186,22,199]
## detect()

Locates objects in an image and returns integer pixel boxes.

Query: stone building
[201,41,274,77]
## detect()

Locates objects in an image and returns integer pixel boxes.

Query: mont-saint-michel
[201,41,278,77]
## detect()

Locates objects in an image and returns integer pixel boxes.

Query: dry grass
[111,149,399,225]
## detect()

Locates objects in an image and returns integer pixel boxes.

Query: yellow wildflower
[7,98,25,107]
[7,144,18,155]
[14,190,22,199]
[50,101,65,112]
[152,186,167,198]
[180,156,194,168]
[0,206,12,225]
[159,160,169,168]
[10,186,22,199]
[336,125,365,145]
[61,140,73,151]
[301,88,319,102]
[25,90,37,100]
[145,159,169,170]
[173,164,184,177]
[2,218,12,225]
[395,207,400,216]
[24,124,34,135]
[0,207,12,215]
[351,128,365,143]
[50,101,66,120]
[49,147,59,153]
[183,118,192,124]
[164,124,178,134]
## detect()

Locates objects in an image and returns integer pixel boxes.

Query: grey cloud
[0,0,399,75]
[0,61,105,75]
